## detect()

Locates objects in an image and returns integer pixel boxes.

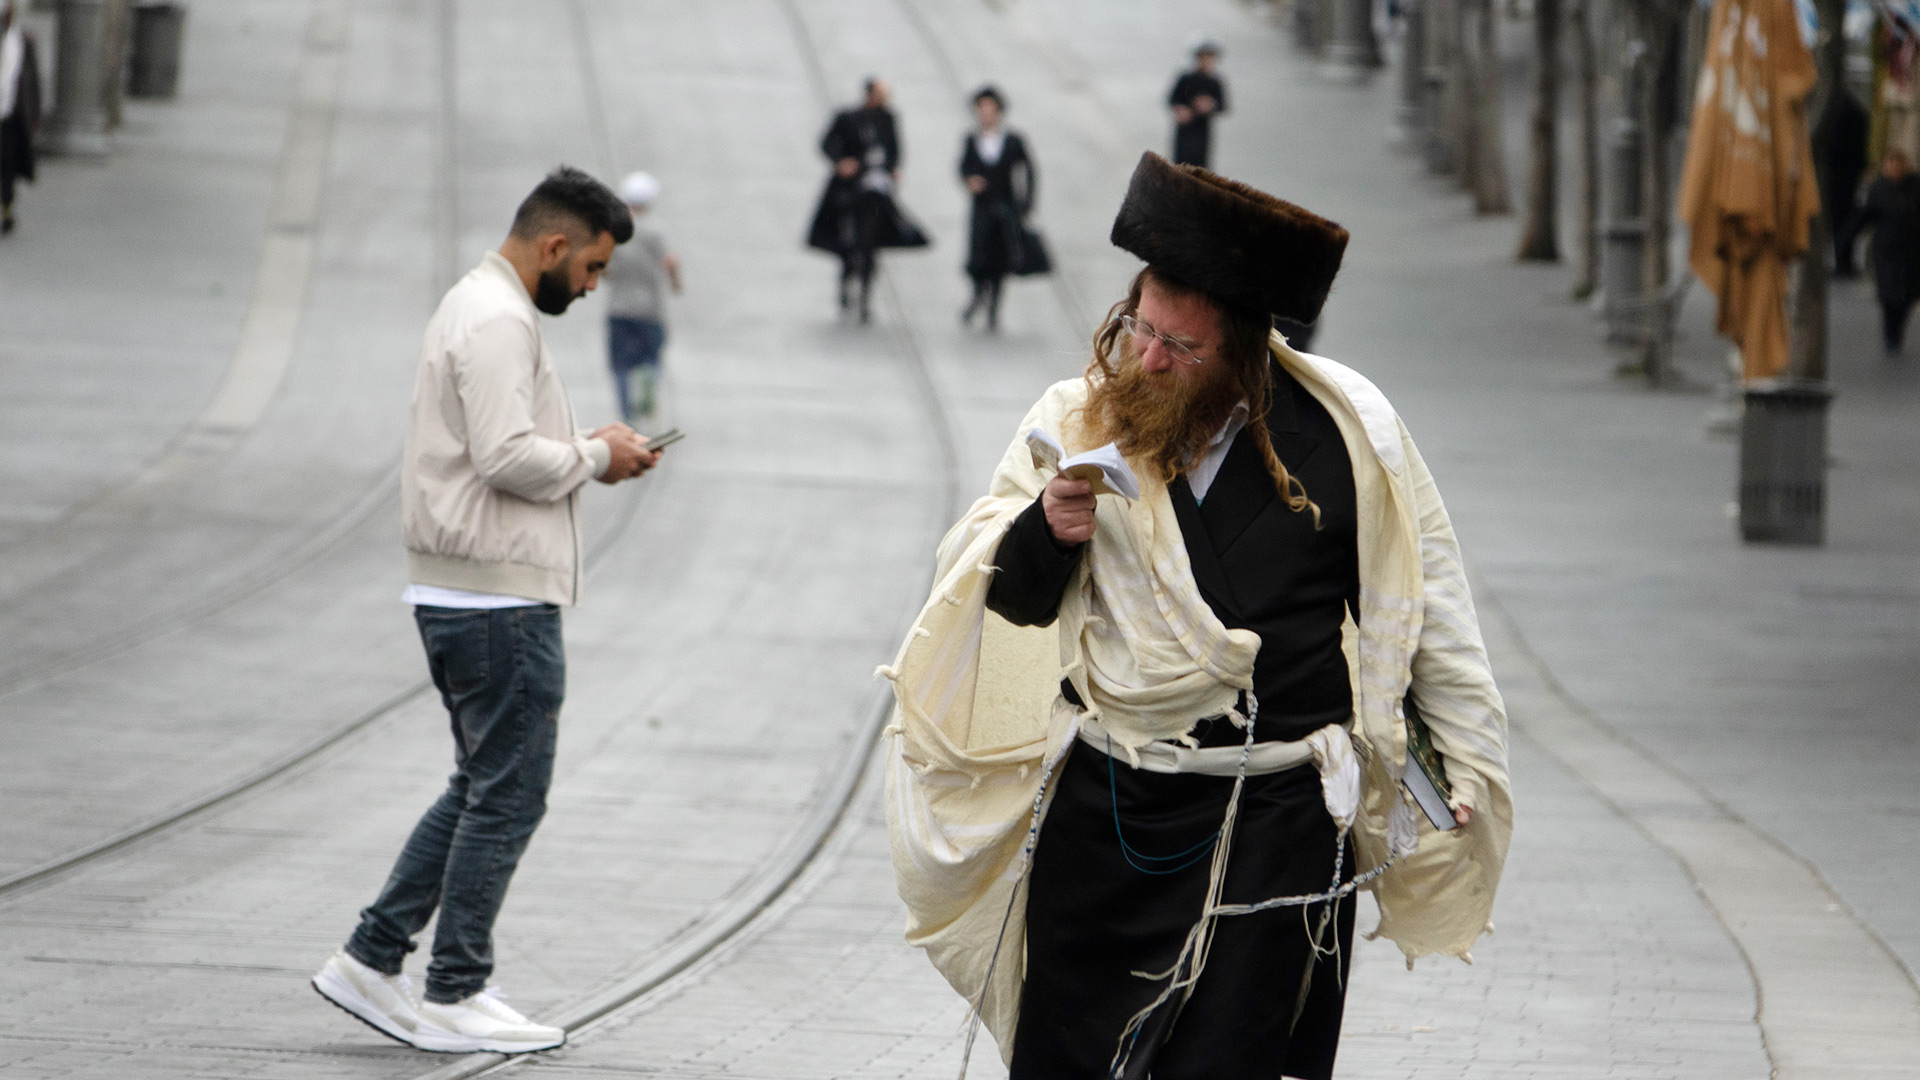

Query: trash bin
[1738,378,1833,545]
[127,3,186,99]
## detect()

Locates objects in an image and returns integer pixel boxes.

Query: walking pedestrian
[1813,89,1868,278]
[807,77,928,323]
[0,0,42,236]
[1847,149,1920,357]
[603,171,681,421]
[885,153,1511,1079]
[959,86,1035,332]
[312,167,661,1055]
[1168,42,1227,169]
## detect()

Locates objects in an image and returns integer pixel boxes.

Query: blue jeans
[608,316,666,420]
[346,604,563,1003]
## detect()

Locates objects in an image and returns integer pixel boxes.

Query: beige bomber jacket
[402,251,613,606]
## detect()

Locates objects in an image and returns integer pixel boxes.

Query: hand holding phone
[642,428,685,452]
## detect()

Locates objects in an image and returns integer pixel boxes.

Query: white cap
[619,171,661,207]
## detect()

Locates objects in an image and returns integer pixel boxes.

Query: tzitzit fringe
[1104,693,1392,1080]
[951,693,1395,1080]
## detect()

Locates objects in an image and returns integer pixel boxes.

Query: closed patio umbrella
[1678,0,1822,379]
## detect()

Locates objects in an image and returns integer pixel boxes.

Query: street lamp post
[44,0,113,157]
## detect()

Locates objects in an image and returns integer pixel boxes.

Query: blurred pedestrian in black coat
[1168,43,1227,168]
[0,0,43,236]
[1814,90,1869,277]
[959,87,1036,332]
[1847,150,1920,357]
[807,78,928,323]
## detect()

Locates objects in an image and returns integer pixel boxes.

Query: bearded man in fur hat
[881,152,1512,1080]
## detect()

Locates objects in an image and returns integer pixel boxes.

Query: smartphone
[643,428,685,452]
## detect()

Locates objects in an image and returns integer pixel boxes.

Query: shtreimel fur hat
[1109,152,1348,325]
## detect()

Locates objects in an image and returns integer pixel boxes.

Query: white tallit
[0,26,23,122]
[881,335,1513,1063]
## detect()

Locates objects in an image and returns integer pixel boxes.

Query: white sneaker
[412,987,565,1053]
[311,949,421,1045]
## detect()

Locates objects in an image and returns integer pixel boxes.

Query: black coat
[1168,70,1227,167]
[1849,174,1920,307]
[806,106,927,254]
[987,364,1358,742]
[1813,91,1868,271]
[958,129,1035,280]
[0,31,42,190]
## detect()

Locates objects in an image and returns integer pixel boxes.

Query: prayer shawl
[881,336,1512,1062]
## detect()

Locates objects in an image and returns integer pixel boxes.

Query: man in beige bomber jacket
[313,168,658,1056]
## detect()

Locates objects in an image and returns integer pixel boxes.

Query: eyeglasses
[1117,314,1207,366]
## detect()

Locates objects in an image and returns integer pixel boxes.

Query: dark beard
[1082,341,1243,483]
[532,265,580,315]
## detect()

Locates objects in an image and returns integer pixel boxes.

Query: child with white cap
[602,171,681,420]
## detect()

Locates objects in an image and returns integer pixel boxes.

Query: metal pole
[1601,17,1646,343]
[44,0,112,157]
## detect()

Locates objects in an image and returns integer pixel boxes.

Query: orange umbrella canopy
[1677,0,1822,380]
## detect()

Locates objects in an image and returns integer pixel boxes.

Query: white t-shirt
[402,583,543,609]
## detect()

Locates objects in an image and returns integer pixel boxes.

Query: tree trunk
[1789,0,1848,381]
[1444,0,1474,183]
[1518,0,1562,258]
[1638,16,1673,381]
[1470,0,1512,212]
[1569,0,1599,296]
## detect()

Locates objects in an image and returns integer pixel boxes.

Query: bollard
[45,0,112,156]
[1738,379,1833,545]
[127,2,186,99]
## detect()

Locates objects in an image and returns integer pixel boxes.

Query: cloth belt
[1076,715,1362,827]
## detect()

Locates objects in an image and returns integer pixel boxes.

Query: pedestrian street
[0,0,1913,1077]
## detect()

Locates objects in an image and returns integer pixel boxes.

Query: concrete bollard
[127,2,185,99]
[44,0,112,156]
[1738,379,1833,545]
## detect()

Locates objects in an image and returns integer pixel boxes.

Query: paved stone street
[0,0,1913,1077]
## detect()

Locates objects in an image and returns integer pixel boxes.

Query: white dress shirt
[1187,402,1251,502]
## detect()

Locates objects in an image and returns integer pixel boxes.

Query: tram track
[0,0,459,702]
[0,0,649,900]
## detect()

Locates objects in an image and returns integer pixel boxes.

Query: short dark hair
[511,166,633,246]
[972,85,1005,110]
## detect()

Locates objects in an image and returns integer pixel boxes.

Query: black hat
[1109,152,1348,325]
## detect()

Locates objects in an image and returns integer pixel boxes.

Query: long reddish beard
[1079,339,1244,484]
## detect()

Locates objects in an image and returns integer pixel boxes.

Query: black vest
[1169,366,1358,746]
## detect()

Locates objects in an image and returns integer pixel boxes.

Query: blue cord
[1107,733,1222,875]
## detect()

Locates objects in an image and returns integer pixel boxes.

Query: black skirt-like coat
[958,129,1034,280]
[0,33,42,195]
[806,105,927,254]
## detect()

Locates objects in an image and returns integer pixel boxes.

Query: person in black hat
[1167,43,1227,169]
[894,153,1511,1080]
[807,77,930,323]
[959,85,1037,332]
[1847,149,1920,357]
